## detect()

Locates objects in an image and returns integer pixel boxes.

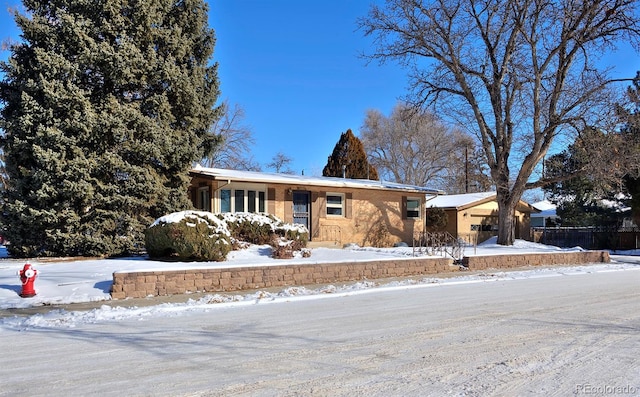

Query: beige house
[425,192,538,244]
[188,166,442,247]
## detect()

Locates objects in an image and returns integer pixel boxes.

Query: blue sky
[208,0,406,175]
[1,1,639,177]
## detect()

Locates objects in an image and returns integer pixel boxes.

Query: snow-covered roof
[425,191,497,209]
[191,165,444,194]
[531,200,556,212]
[530,200,557,218]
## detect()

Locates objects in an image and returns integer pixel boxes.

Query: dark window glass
[220,190,231,212]
[235,190,244,212]
[248,190,256,213]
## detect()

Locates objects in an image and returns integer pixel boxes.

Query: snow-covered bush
[216,212,309,247]
[271,235,311,259]
[145,211,231,261]
[145,211,309,261]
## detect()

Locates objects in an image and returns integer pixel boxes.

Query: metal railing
[412,231,469,261]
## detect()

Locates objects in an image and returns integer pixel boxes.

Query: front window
[326,193,344,216]
[197,187,210,211]
[220,189,231,212]
[235,190,245,212]
[248,190,256,212]
[406,198,421,218]
[472,224,498,231]
[218,185,266,214]
[259,191,266,212]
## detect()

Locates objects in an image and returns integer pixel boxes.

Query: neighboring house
[188,166,443,247]
[532,197,637,229]
[425,192,538,244]
[530,200,559,227]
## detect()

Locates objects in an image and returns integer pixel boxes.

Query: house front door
[292,191,310,236]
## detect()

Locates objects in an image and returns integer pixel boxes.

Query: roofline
[190,166,445,195]
[425,192,497,210]
[425,192,539,212]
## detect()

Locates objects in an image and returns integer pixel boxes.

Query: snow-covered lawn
[1,238,639,396]
[1,267,638,396]
[0,238,578,308]
[0,237,638,327]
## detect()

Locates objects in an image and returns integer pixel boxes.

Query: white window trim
[216,183,267,214]
[406,197,421,219]
[326,192,345,217]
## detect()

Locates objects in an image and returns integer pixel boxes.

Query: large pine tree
[323,129,378,180]
[0,0,221,257]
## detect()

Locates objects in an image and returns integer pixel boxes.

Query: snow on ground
[0,239,638,329]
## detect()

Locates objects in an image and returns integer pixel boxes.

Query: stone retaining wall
[461,250,610,270]
[110,257,455,299]
[110,251,610,299]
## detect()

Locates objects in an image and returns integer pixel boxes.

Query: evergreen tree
[0,0,220,257]
[620,73,640,227]
[323,129,378,180]
[425,206,447,231]
[543,129,625,227]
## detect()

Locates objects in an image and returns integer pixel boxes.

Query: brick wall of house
[111,251,609,299]
[310,188,424,246]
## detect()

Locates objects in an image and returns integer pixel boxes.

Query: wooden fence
[533,227,640,250]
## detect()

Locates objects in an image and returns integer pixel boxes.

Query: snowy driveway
[1,266,639,396]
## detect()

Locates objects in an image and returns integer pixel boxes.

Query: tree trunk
[496,191,516,246]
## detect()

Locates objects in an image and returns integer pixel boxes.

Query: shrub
[217,212,309,248]
[217,212,275,244]
[270,234,309,259]
[146,211,310,262]
[145,211,231,261]
[426,206,448,231]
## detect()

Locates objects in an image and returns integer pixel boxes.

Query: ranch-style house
[188,166,443,247]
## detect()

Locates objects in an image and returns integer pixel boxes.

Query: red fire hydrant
[18,263,38,298]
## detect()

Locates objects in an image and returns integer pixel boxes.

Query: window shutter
[345,193,352,219]
[267,188,276,214]
[402,196,407,220]
[318,192,326,218]
[311,192,320,238]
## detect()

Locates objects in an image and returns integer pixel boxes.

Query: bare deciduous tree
[361,104,452,186]
[202,100,260,171]
[360,103,490,192]
[360,0,640,245]
[267,151,294,174]
[444,132,494,194]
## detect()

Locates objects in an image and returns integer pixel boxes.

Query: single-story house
[425,192,538,244]
[188,166,443,247]
[530,200,559,227]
